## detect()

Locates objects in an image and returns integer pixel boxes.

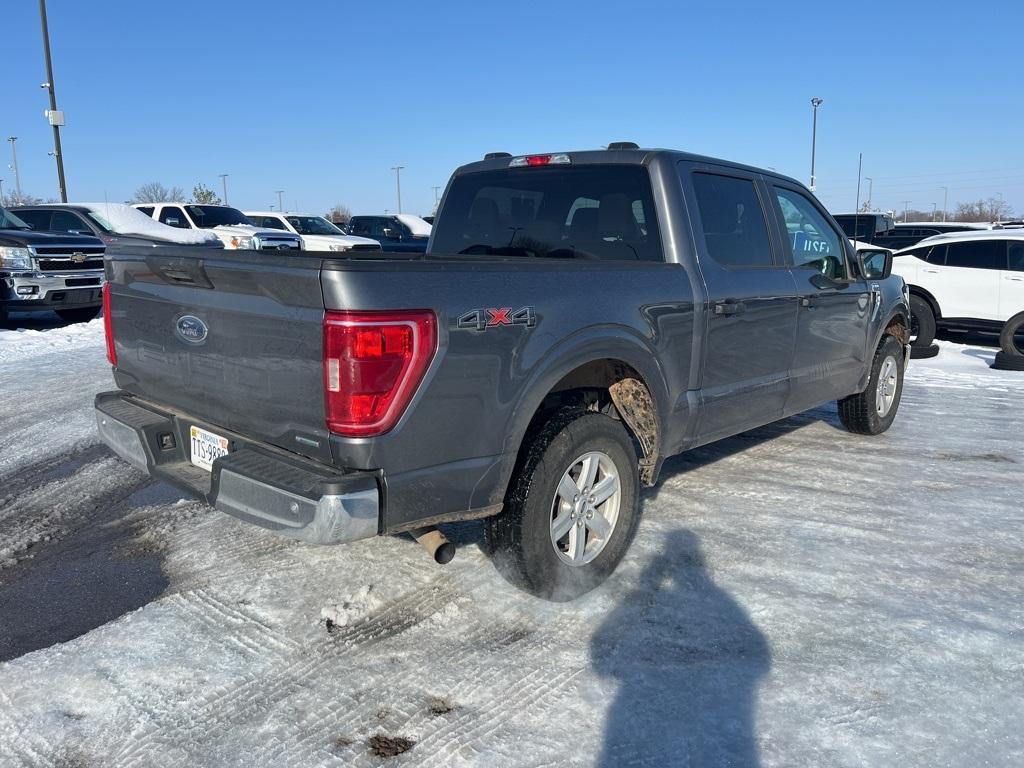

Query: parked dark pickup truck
[1,205,105,325]
[96,147,910,600]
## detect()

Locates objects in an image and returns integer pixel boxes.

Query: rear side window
[14,210,51,231]
[691,173,773,268]
[773,187,847,279]
[1008,242,1024,271]
[431,165,662,261]
[944,240,1004,270]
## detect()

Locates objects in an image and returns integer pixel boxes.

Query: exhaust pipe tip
[411,527,455,565]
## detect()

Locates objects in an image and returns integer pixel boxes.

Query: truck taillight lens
[102,283,117,365]
[323,310,437,437]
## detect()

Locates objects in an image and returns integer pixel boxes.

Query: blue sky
[4,0,1022,218]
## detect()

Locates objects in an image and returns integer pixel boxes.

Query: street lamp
[7,137,23,203]
[864,177,873,210]
[930,203,937,221]
[276,190,284,212]
[219,174,229,205]
[390,166,405,214]
[38,0,67,202]
[809,97,824,192]
[901,201,912,223]
[941,186,948,222]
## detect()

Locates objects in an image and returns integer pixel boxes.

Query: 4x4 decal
[456,307,536,332]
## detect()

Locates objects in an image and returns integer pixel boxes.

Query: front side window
[159,206,190,228]
[774,187,847,279]
[431,165,662,261]
[691,172,774,268]
[50,210,91,234]
[944,240,1004,270]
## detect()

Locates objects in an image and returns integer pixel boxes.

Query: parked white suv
[892,230,1024,346]
[244,212,381,251]
[133,204,302,251]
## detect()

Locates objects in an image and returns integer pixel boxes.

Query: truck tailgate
[107,248,332,463]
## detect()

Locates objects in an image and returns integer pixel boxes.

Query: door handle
[1004,275,1024,282]
[922,268,941,274]
[713,300,746,316]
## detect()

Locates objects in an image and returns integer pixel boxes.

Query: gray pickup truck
[96,146,910,600]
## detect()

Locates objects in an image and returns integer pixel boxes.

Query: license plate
[189,425,230,472]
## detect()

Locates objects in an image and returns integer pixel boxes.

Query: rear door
[769,182,870,410]
[1002,240,1024,319]
[680,163,800,442]
[925,240,1002,320]
[108,249,333,463]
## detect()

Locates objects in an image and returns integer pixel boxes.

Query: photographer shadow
[592,529,770,767]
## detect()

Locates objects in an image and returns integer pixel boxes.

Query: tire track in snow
[0,456,147,570]
[116,575,460,768]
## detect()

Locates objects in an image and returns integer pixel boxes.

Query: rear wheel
[837,335,905,435]
[908,295,936,348]
[56,306,101,323]
[998,311,1024,357]
[485,409,641,601]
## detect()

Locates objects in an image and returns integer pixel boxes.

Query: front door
[1001,240,1024,319]
[769,184,870,412]
[681,164,800,443]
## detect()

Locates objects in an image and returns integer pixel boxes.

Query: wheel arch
[908,284,942,320]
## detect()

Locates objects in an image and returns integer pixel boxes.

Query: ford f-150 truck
[96,146,910,600]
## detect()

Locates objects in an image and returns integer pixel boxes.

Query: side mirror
[858,249,892,280]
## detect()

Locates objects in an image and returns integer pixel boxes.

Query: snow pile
[320,585,382,628]
[0,317,105,363]
[74,203,219,244]
[395,214,432,236]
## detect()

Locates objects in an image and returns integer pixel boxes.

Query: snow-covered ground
[0,322,1022,767]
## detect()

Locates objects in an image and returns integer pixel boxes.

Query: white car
[892,230,1024,345]
[132,203,302,251]
[244,212,381,252]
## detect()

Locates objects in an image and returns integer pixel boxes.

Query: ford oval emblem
[175,315,208,344]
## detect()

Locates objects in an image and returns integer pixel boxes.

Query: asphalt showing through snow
[0,314,1021,767]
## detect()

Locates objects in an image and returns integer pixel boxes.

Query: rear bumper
[94,391,381,544]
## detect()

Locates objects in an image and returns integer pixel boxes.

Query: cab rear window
[431,165,662,261]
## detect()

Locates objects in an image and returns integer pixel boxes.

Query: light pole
[276,190,284,212]
[930,203,937,221]
[7,137,23,203]
[996,192,1005,222]
[809,97,823,192]
[901,200,912,223]
[38,0,67,202]
[219,174,229,205]
[432,185,441,204]
[941,186,948,222]
[0,179,4,204]
[864,177,873,210]
[391,166,404,214]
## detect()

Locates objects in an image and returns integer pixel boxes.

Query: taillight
[323,310,437,437]
[102,282,117,365]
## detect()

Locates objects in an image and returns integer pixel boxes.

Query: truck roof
[453,147,806,189]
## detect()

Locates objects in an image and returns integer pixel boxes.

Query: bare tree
[2,192,52,207]
[131,182,185,203]
[326,203,352,225]
[951,197,1014,223]
[191,182,221,205]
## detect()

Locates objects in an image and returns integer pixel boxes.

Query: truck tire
[837,334,905,435]
[991,350,1024,371]
[485,409,641,601]
[998,311,1024,357]
[908,295,936,348]
[910,343,939,360]
[56,307,101,323]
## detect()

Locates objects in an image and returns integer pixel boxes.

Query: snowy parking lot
[0,317,1022,767]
